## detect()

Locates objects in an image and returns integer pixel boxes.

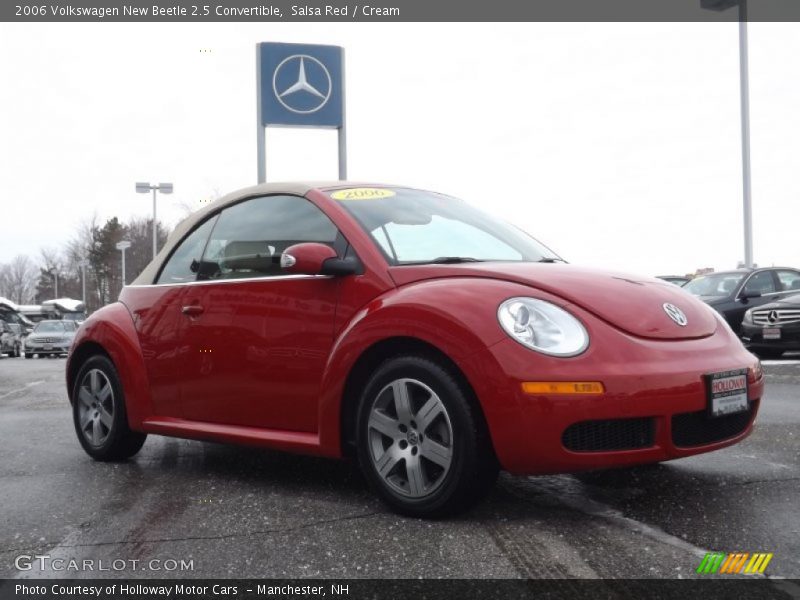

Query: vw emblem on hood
[272,54,332,114]
[663,303,688,327]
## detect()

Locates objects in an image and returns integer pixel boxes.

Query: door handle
[181,305,205,316]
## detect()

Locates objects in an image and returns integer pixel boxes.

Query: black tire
[71,354,146,461]
[356,355,498,518]
[755,348,784,360]
[24,353,32,359]
[13,344,20,358]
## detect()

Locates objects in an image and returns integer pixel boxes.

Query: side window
[156,215,218,284]
[743,271,777,296]
[200,195,339,281]
[777,270,800,291]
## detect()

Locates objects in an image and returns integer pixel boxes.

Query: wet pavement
[0,356,798,580]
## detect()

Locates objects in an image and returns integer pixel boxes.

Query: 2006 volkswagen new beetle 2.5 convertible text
[66,183,765,517]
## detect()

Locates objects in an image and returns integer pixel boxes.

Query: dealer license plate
[706,369,748,418]
[762,327,781,340]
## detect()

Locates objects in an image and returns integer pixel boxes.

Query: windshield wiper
[537,257,566,263]
[427,256,484,264]
[398,257,485,265]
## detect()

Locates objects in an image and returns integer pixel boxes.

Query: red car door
[125,215,220,418]
[178,277,339,432]
[176,194,343,433]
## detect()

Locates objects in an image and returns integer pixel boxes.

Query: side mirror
[280,243,358,276]
[739,290,761,301]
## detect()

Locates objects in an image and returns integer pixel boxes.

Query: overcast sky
[1,22,798,276]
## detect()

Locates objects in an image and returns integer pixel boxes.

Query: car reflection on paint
[66,183,764,517]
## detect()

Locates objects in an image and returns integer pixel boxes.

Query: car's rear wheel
[24,353,32,359]
[72,355,146,461]
[356,355,498,518]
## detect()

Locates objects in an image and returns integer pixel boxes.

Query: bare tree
[35,247,64,302]
[1,255,37,304]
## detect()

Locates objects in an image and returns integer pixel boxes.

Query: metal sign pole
[338,48,347,180]
[256,45,266,183]
[337,128,347,180]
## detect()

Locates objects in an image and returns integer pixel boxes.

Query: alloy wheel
[367,378,454,498]
[77,368,115,447]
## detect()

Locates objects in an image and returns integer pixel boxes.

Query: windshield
[33,321,67,334]
[683,273,746,297]
[331,187,560,265]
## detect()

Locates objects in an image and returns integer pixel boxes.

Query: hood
[757,295,800,310]
[388,263,717,341]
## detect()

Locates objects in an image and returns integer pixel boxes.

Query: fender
[316,277,569,457]
[67,302,152,430]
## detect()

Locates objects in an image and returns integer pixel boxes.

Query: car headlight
[743,309,754,325]
[497,297,589,357]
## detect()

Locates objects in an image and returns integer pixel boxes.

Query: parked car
[741,293,800,359]
[0,321,21,357]
[657,275,691,287]
[682,267,800,334]
[66,183,764,517]
[24,320,77,358]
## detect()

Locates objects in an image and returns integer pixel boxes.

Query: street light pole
[738,0,754,268]
[116,241,132,287]
[79,260,88,305]
[48,270,59,299]
[701,0,754,268]
[152,188,157,259]
[136,182,174,260]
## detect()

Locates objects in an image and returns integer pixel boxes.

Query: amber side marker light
[521,381,605,395]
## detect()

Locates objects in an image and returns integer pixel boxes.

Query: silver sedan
[24,320,78,358]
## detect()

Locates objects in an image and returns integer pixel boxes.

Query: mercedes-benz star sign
[272,54,332,114]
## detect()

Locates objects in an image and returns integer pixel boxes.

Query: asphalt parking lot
[0,356,798,581]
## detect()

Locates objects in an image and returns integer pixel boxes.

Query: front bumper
[26,343,70,355]
[461,313,764,475]
[741,322,800,350]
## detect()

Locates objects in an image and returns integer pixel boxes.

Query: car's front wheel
[356,355,498,518]
[72,355,146,461]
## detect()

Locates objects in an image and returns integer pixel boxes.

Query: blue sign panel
[258,42,344,129]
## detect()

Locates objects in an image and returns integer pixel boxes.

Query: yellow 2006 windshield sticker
[330,188,396,201]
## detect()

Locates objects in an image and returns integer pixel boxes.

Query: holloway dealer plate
[706,369,749,418]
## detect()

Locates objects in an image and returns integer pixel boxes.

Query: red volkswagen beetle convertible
[67,183,764,517]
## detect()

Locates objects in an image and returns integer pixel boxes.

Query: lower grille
[562,417,655,452]
[671,405,753,447]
